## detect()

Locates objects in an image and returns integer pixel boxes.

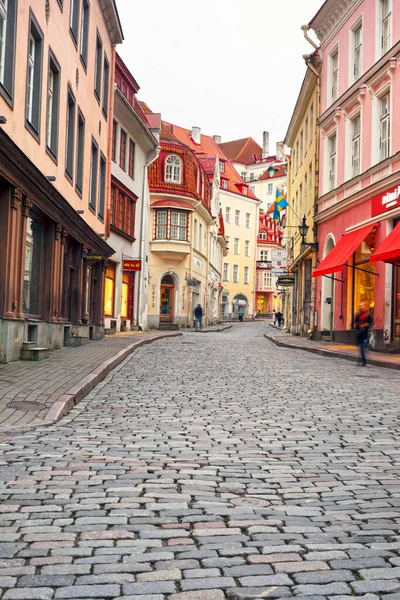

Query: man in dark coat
[194,304,203,330]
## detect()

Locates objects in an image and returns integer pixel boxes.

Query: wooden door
[160,284,174,323]
[393,265,400,343]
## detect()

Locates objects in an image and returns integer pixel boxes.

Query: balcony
[256,260,272,269]
[150,239,190,264]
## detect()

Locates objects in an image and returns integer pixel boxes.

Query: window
[89,138,99,211]
[310,104,314,142]
[380,93,390,161]
[329,134,337,191]
[250,172,255,181]
[225,207,231,223]
[241,171,246,181]
[259,230,266,240]
[69,0,80,44]
[65,87,76,181]
[171,211,187,241]
[352,116,361,176]
[246,212,251,228]
[104,263,115,317]
[295,141,299,172]
[165,155,182,183]
[119,129,127,170]
[94,32,102,101]
[155,210,167,239]
[112,120,117,162]
[223,263,229,281]
[128,139,135,179]
[23,216,43,315]
[194,218,198,249]
[308,164,313,206]
[353,23,362,81]
[304,173,308,211]
[330,48,339,102]
[80,0,89,67]
[121,272,134,319]
[102,54,109,117]
[299,183,303,216]
[267,183,273,195]
[221,179,228,190]
[0,0,17,103]
[234,238,239,254]
[300,130,304,163]
[225,235,230,252]
[260,249,268,260]
[98,153,106,219]
[263,272,272,287]
[250,186,255,194]
[233,264,239,283]
[235,210,240,226]
[219,161,225,173]
[245,240,250,257]
[111,184,136,238]
[75,109,85,194]
[26,14,43,135]
[46,52,60,158]
[199,223,203,253]
[381,0,392,55]
[305,117,308,148]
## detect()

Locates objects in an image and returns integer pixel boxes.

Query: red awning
[371,222,400,264]
[312,224,376,277]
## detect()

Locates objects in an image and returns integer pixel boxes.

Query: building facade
[0,0,122,362]
[310,0,400,348]
[284,60,320,336]
[105,55,160,333]
[146,122,226,329]
[256,211,284,316]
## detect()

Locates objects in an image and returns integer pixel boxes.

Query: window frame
[25,10,43,141]
[381,0,392,55]
[244,266,250,284]
[223,262,229,282]
[154,209,188,242]
[69,0,80,47]
[112,120,117,162]
[221,178,228,190]
[165,154,182,184]
[259,230,267,240]
[351,20,363,82]
[128,139,135,179]
[171,211,188,241]
[245,212,251,228]
[329,46,339,104]
[235,209,240,226]
[80,0,90,69]
[98,152,106,220]
[351,115,361,177]
[89,137,99,212]
[328,133,337,191]
[245,240,250,257]
[94,30,102,102]
[379,92,390,161]
[75,107,85,196]
[234,237,239,255]
[45,49,61,162]
[233,264,239,283]
[102,52,109,118]
[225,207,231,223]
[65,85,76,183]
[0,0,17,106]
[23,214,44,317]
[119,128,127,171]
[110,181,137,240]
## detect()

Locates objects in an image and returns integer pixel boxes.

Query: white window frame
[225,207,231,223]
[259,230,266,240]
[351,115,361,177]
[325,132,337,193]
[260,249,268,261]
[221,179,228,190]
[233,264,239,283]
[263,271,272,288]
[235,210,240,226]
[328,46,339,105]
[381,0,392,55]
[165,154,182,184]
[245,212,251,228]
[267,183,273,195]
[194,218,198,249]
[223,262,229,282]
[219,160,225,173]
[234,237,239,255]
[46,68,54,148]
[27,33,36,124]
[156,210,167,240]
[350,19,363,84]
[379,92,390,161]
[244,266,249,284]
[245,240,250,257]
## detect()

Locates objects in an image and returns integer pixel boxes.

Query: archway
[232,293,249,318]
[321,235,335,335]
[160,273,176,323]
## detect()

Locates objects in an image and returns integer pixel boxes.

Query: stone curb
[264,332,400,371]
[197,325,233,333]
[3,332,182,432]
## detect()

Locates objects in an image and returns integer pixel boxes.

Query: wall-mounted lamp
[46,176,56,182]
[299,215,318,251]
[0,117,7,125]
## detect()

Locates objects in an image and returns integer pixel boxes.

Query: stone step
[21,341,37,350]
[20,347,49,361]
[70,336,89,347]
[159,323,180,331]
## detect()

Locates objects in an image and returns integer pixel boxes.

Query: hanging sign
[277,275,295,286]
[86,255,102,261]
[123,259,141,271]
[371,185,400,217]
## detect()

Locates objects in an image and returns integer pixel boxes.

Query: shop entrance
[160,274,175,323]
[393,264,400,343]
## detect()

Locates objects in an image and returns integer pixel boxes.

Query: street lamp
[298,215,318,250]
[267,166,276,177]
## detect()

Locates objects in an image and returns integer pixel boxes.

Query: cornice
[310,0,363,47]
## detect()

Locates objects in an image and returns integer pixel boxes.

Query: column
[4,187,23,318]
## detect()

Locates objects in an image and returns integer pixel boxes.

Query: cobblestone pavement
[0,322,400,600]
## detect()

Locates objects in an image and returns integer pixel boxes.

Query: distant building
[256,211,284,316]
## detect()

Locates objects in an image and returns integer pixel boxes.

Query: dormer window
[221,179,228,190]
[165,154,182,184]
[219,161,225,173]
[259,230,267,240]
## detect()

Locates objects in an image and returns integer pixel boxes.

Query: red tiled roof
[219,137,263,165]
[259,164,287,181]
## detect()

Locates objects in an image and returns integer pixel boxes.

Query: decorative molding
[55,223,62,240]
[22,196,33,217]
[311,0,363,47]
[10,186,22,210]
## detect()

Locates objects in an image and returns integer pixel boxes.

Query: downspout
[301,24,319,50]
[137,146,160,330]
[105,45,117,240]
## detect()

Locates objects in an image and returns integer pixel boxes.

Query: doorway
[321,236,335,336]
[160,274,175,323]
[393,264,400,343]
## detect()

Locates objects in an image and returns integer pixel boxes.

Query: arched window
[259,230,267,240]
[165,155,182,184]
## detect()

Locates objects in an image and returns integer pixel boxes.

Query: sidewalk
[265,325,400,371]
[0,330,181,431]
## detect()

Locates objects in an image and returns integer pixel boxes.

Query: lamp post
[298,215,318,251]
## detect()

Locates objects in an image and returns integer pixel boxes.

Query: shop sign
[86,255,102,261]
[123,259,141,271]
[277,275,295,286]
[208,269,218,282]
[371,184,400,217]
[271,248,287,269]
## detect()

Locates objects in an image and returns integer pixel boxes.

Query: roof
[259,164,287,181]
[99,0,123,44]
[152,200,194,210]
[219,137,263,165]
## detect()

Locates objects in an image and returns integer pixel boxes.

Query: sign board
[86,255,102,261]
[271,248,287,269]
[277,275,295,286]
[123,259,141,271]
[371,184,400,217]
[272,269,288,276]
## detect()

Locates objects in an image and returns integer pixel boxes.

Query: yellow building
[284,58,321,335]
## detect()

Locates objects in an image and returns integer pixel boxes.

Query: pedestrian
[355,302,373,366]
[272,309,277,325]
[276,311,282,327]
[194,304,203,330]
[253,310,257,320]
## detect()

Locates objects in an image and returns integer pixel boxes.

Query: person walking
[276,311,282,328]
[194,304,203,330]
[355,302,373,366]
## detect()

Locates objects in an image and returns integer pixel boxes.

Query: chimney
[213,135,222,144]
[276,141,283,160]
[192,126,201,144]
[262,131,269,158]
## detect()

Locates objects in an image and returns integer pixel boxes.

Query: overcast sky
[116,0,323,152]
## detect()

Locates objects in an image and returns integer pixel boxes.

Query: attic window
[165,154,182,184]
[259,230,267,240]
[219,161,225,173]
[221,179,228,190]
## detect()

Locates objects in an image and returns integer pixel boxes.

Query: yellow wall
[220,190,259,316]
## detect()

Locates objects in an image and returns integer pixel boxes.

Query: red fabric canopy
[312,224,376,277]
[371,222,400,264]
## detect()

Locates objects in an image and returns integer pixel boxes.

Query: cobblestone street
[1,322,400,600]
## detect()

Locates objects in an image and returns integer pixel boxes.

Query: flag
[272,188,288,222]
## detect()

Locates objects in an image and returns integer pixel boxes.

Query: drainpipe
[301,24,319,50]
[137,147,160,330]
[105,46,117,240]
[303,54,320,337]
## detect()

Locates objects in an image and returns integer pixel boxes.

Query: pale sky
[115,0,323,152]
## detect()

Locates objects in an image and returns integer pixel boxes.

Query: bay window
[154,209,188,241]
[110,183,136,239]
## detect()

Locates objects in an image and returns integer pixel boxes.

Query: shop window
[110,184,136,238]
[121,271,134,320]
[104,263,115,317]
[23,216,43,316]
[0,0,17,104]
[353,230,376,318]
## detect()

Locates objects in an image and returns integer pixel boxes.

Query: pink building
[256,211,284,316]
[0,1,122,362]
[310,0,400,348]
